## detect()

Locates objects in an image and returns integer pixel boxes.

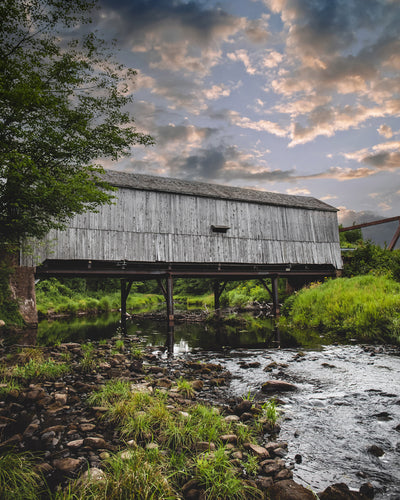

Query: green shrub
[280,275,400,343]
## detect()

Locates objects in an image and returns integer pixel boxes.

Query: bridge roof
[102,170,338,212]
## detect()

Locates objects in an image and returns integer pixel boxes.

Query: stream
[33,313,400,498]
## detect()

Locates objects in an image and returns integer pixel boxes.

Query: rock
[34,462,54,474]
[261,380,297,393]
[53,458,82,473]
[245,443,269,458]
[219,434,237,444]
[67,439,84,449]
[273,447,287,458]
[80,423,96,432]
[0,320,5,327]
[231,450,243,460]
[54,393,68,405]
[234,400,253,415]
[275,468,293,480]
[240,412,253,422]
[146,442,159,450]
[224,415,240,423]
[262,462,282,476]
[83,437,107,449]
[210,378,226,386]
[77,467,105,484]
[23,422,40,438]
[120,450,135,460]
[195,442,216,452]
[256,476,273,489]
[318,482,366,499]
[359,482,374,498]
[191,380,204,391]
[266,479,316,499]
[0,433,23,448]
[367,445,384,457]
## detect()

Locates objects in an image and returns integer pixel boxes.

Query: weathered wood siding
[23,187,342,268]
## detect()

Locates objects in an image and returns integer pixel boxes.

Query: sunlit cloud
[286,187,311,195]
[378,124,393,138]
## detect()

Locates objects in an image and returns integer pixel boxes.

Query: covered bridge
[23,170,342,327]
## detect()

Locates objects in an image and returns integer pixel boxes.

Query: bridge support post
[166,275,174,355]
[258,277,280,317]
[120,279,133,334]
[214,280,228,319]
[271,275,280,317]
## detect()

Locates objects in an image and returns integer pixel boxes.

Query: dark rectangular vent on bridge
[211,225,230,233]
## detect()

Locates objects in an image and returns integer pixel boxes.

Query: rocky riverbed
[0,335,375,499]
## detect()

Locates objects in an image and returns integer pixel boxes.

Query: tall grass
[280,275,400,343]
[36,278,164,317]
[0,452,44,499]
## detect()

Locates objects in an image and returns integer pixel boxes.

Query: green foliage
[80,342,96,372]
[0,378,21,397]
[36,278,164,317]
[0,0,153,246]
[261,399,279,425]
[280,275,400,343]
[176,377,195,398]
[343,242,400,281]
[0,452,44,499]
[65,448,177,500]
[195,447,260,499]
[339,227,363,248]
[11,358,70,381]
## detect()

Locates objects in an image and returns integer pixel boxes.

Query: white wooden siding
[22,188,342,268]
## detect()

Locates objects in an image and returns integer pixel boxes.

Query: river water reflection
[34,313,400,499]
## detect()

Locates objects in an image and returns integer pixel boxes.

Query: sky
[92,0,400,225]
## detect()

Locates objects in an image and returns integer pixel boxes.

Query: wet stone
[261,380,297,393]
[53,457,83,473]
[367,445,384,457]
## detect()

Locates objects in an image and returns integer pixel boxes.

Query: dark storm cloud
[97,0,242,46]
[169,144,295,183]
[155,124,216,146]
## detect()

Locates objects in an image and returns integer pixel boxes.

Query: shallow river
[35,313,400,498]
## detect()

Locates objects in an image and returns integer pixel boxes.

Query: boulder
[266,479,316,499]
[261,380,297,393]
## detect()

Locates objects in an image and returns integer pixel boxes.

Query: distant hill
[338,210,400,250]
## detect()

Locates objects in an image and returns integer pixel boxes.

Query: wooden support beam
[257,278,273,299]
[271,276,280,317]
[120,279,134,334]
[388,221,400,251]
[213,280,228,318]
[157,278,167,300]
[166,274,174,329]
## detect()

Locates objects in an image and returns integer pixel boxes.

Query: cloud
[161,144,296,184]
[227,110,288,137]
[286,187,311,195]
[377,124,393,138]
[262,0,400,145]
[97,0,255,77]
[344,140,400,169]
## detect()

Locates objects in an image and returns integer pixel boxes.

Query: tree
[0,0,153,247]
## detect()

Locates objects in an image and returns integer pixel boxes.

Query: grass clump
[280,275,400,343]
[176,377,195,398]
[11,359,69,381]
[195,447,260,499]
[0,452,44,499]
[84,379,263,497]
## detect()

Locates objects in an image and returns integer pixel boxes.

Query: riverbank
[0,336,375,499]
